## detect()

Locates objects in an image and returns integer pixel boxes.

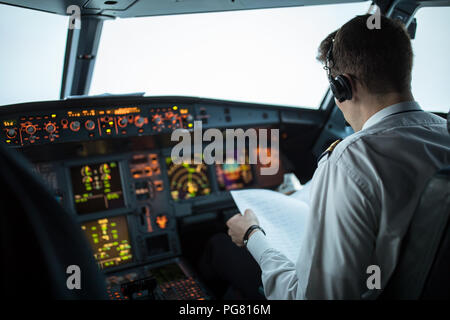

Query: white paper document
[230,189,310,262]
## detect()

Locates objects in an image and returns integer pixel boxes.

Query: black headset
[325,38,353,103]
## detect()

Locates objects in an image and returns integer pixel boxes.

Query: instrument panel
[57,149,282,270]
[1,96,286,299]
[61,151,178,272]
[0,96,282,148]
[1,104,194,147]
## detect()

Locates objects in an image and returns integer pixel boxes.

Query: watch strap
[243,225,265,246]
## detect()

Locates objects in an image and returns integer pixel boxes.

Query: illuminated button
[70,121,81,131]
[6,128,16,138]
[186,114,194,122]
[85,120,95,131]
[156,215,168,229]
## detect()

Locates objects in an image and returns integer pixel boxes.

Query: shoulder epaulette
[317,138,342,163]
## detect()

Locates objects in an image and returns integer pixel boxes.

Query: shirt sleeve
[247,156,378,300]
[247,230,302,299]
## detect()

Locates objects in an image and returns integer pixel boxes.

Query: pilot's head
[317,14,414,131]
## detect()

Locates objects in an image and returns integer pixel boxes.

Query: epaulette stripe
[317,138,342,163]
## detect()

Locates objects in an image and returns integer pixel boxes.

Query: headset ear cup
[335,75,353,102]
[329,78,339,101]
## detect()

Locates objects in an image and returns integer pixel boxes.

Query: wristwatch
[243,225,266,247]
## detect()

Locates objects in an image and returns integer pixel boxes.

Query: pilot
[201,14,449,299]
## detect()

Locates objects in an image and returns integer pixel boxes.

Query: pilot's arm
[227,150,379,299]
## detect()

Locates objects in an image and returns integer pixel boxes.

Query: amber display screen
[216,151,253,190]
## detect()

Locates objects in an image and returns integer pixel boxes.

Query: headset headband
[324,38,335,77]
[323,37,353,103]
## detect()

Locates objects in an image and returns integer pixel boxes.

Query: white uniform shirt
[247,101,450,299]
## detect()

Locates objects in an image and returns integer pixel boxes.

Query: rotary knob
[25,124,36,135]
[85,120,95,131]
[6,128,16,138]
[152,115,162,125]
[134,116,145,128]
[118,117,128,127]
[70,121,81,131]
[44,122,56,134]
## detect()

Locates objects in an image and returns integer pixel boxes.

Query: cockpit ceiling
[0,0,368,18]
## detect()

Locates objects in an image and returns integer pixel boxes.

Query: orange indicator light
[156,215,168,229]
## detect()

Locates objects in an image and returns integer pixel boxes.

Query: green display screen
[81,215,133,269]
[166,157,211,201]
[71,161,125,214]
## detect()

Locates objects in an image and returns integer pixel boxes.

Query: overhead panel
[0,0,367,18]
[83,0,137,12]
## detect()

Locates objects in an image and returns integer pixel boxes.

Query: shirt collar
[362,101,422,130]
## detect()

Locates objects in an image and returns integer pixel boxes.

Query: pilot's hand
[226,209,259,247]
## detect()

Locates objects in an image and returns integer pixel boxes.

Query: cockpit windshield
[90,1,372,109]
[0,2,448,112]
[0,4,68,106]
[411,6,450,113]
